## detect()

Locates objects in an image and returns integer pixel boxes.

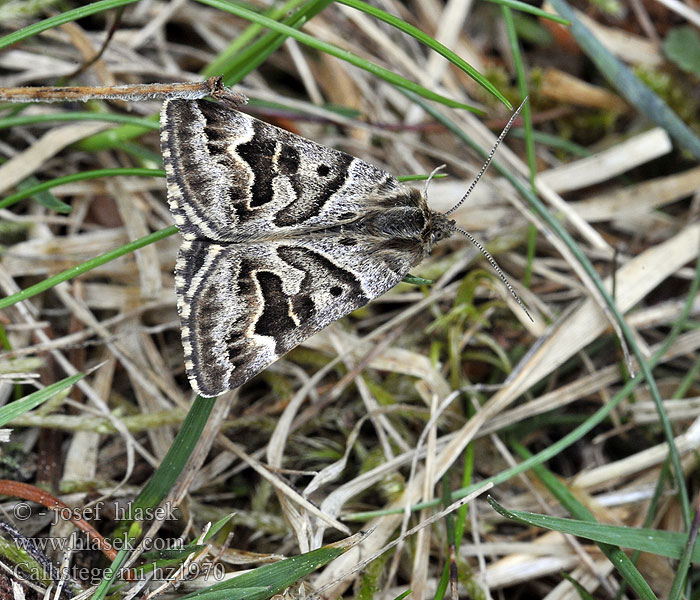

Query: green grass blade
[502,10,535,185]
[131,397,217,514]
[509,128,591,157]
[183,588,270,599]
[337,0,509,107]
[139,543,207,562]
[668,521,695,600]
[194,0,478,111]
[0,112,159,131]
[77,117,160,152]
[0,168,164,211]
[0,0,139,50]
[14,175,71,213]
[202,0,313,78]
[549,0,700,161]
[402,274,433,285]
[488,497,698,564]
[202,514,235,543]
[502,6,537,287]
[511,442,658,600]
[0,373,83,427]
[91,523,139,599]
[215,0,332,85]
[485,0,570,24]
[92,397,217,599]
[561,573,595,600]
[489,501,659,599]
[181,545,344,599]
[0,226,178,311]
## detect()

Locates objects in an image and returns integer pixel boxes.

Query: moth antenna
[444,97,528,217]
[456,226,534,322]
[423,164,446,196]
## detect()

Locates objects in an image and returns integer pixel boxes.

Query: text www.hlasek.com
[25,532,185,553]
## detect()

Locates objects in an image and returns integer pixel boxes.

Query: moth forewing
[161,98,457,397]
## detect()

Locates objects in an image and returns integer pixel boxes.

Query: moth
[160,98,518,398]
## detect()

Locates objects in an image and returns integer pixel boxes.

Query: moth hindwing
[160,98,455,397]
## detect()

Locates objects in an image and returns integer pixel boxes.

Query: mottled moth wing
[161,98,408,241]
[176,236,420,396]
[161,98,454,397]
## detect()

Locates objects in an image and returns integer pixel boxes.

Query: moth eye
[330,286,343,297]
[317,164,331,176]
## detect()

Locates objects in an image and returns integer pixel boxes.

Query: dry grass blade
[0,123,111,194]
[538,128,673,193]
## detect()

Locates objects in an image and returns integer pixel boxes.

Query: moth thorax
[366,207,427,239]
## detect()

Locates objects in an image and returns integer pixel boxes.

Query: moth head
[426,212,456,249]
